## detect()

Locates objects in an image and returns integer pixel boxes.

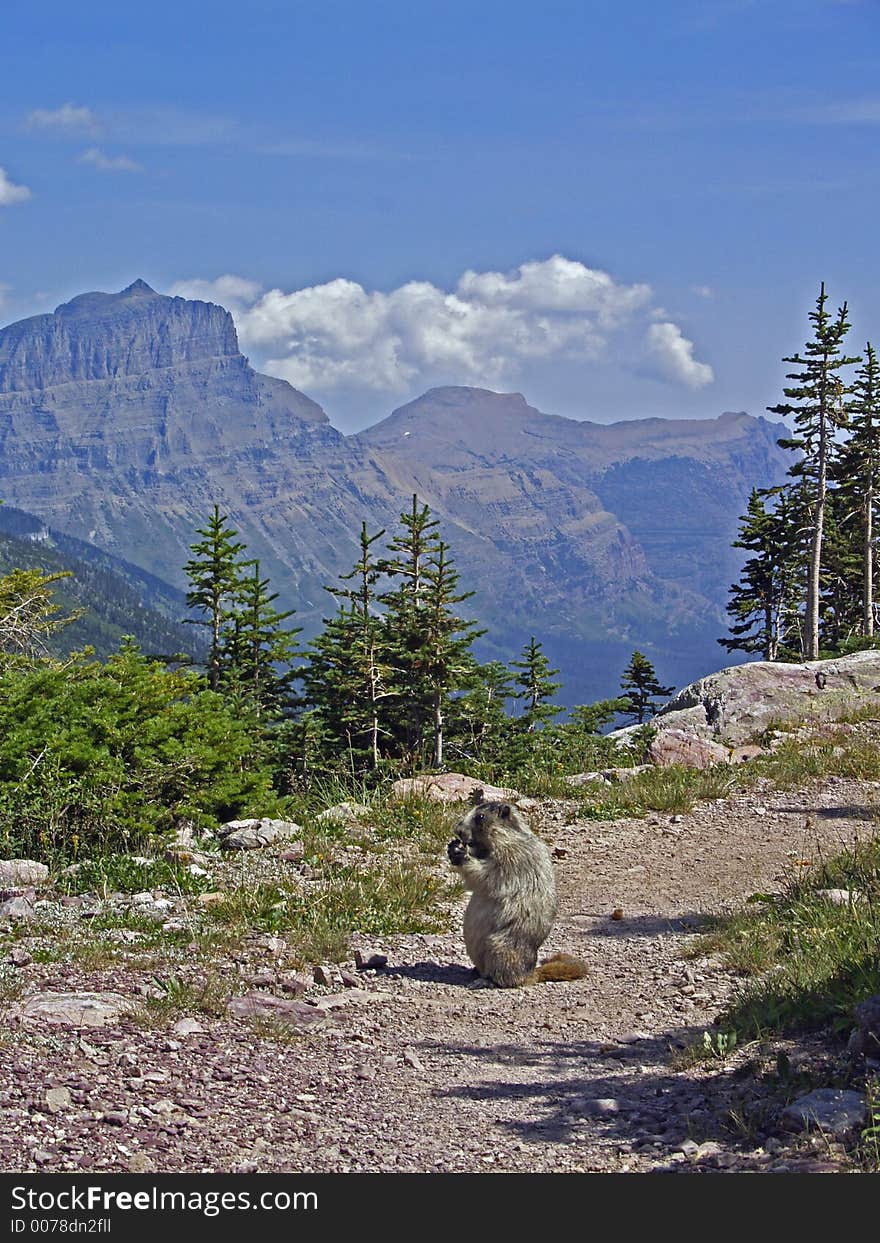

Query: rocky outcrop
[391,773,519,804]
[612,651,880,748]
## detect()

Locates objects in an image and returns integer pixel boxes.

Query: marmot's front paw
[447,838,468,866]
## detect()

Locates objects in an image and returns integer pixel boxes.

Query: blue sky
[1,0,878,431]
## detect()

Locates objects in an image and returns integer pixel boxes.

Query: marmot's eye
[474,813,483,826]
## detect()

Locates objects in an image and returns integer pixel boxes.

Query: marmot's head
[453,800,521,859]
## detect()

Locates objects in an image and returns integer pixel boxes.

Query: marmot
[447,799,588,987]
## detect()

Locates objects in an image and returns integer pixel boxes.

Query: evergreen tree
[511,637,562,732]
[380,497,483,768]
[222,560,300,717]
[446,660,514,766]
[418,541,485,767]
[322,523,394,769]
[769,284,860,659]
[837,342,880,637]
[183,507,249,690]
[818,487,861,651]
[619,650,673,724]
[301,605,369,770]
[719,488,802,661]
[0,568,82,659]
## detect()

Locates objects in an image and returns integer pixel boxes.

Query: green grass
[56,853,211,898]
[206,860,456,964]
[699,833,880,1041]
[139,972,231,1027]
[566,763,744,818]
[757,733,880,788]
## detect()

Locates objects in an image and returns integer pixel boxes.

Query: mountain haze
[0,282,791,701]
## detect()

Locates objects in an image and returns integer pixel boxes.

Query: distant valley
[0,281,791,702]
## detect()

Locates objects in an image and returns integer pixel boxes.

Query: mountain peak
[121,278,157,296]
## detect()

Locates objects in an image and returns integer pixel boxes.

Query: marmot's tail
[532,952,589,983]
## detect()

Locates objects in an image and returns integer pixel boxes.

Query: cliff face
[0,284,792,701]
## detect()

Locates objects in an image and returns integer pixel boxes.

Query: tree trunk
[865,485,874,637]
[806,410,829,661]
[433,692,443,768]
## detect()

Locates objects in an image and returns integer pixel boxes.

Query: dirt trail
[2,775,876,1174]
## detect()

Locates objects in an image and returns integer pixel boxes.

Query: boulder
[316,802,371,826]
[648,729,731,769]
[0,893,36,922]
[18,991,135,1028]
[391,773,518,804]
[610,651,880,748]
[781,1088,867,1137]
[565,766,650,787]
[0,860,49,887]
[217,817,302,850]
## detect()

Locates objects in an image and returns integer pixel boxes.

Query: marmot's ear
[470,787,485,806]
[499,803,511,819]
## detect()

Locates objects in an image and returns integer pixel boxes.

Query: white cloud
[26,102,98,133]
[171,256,714,396]
[77,148,142,173]
[0,167,31,206]
[691,284,714,299]
[646,322,714,389]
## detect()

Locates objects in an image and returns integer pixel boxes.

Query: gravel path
[2,774,876,1174]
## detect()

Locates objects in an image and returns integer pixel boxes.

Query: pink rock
[648,729,731,769]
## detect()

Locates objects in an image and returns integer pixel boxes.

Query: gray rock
[577,1098,621,1117]
[171,1017,206,1036]
[217,817,302,850]
[0,860,49,887]
[316,802,370,825]
[0,894,36,922]
[18,991,135,1028]
[848,994,880,1058]
[8,946,33,966]
[815,888,862,907]
[781,1089,867,1136]
[44,1087,72,1114]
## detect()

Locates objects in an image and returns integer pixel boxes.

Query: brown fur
[447,800,588,987]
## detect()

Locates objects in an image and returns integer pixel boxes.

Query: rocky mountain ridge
[0,281,792,701]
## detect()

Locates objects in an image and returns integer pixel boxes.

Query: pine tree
[511,637,562,732]
[446,660,514,766]
[222,560,300,717]
[183,507,249,690]
[769,285,860,659]
[818,487,861,651]
[380,497,483,768]
[719,488,802,661]
[301,604,368,771]
[837,342,880,638]
[619,650,673,724]
[419,541,485,767]
[325,522,394,769]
